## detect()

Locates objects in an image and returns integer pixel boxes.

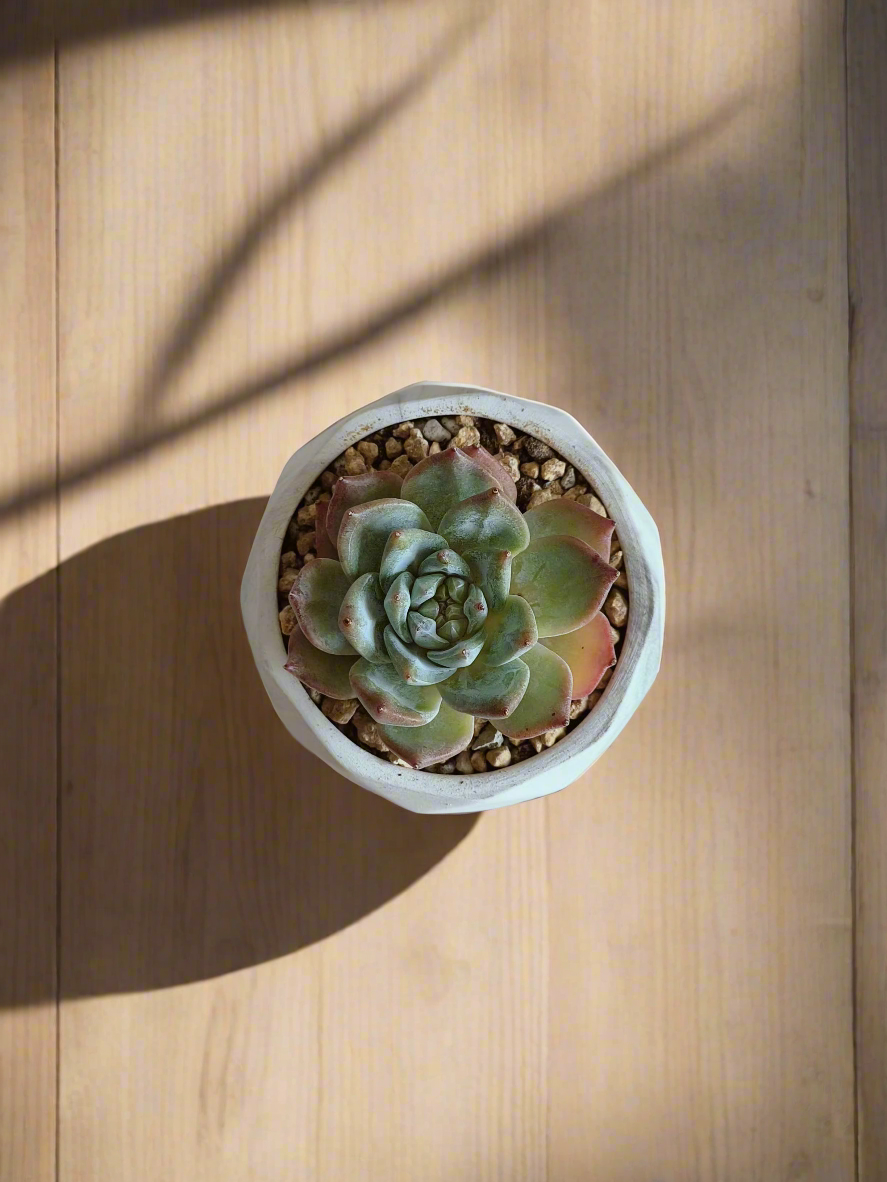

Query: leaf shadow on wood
[0,498,477,1005]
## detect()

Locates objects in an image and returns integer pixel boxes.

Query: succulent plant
[284,445,619,769]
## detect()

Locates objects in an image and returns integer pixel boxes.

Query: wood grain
[847,2,887,1178]
[0,54,57,1182]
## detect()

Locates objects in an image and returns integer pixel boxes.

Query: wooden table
[2,2,884,1178]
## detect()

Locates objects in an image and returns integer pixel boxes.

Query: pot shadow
[0,497,476,1007]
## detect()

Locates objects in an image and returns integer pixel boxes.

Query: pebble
[523,437,553,462]
[343,446,367,476]
[486,746,512,768]
[352,708,390,752]
[422,418,451,443]
[378,459,391,470]
[520,461,540,479]
[428,441,442,456]
[615,569,628,589]
[440,415,460,432]
[610,549,623,570]
[385,437,403,458]
[451,425,481,449]
[279,604,297,635]
[473,722,504,751]
[562,485,589,500]
[569,697,589,720]
[280,550,297,570]
[309,688,323,704]
[322,696,359,725]
[296,531,316,556]
[598,667,614,691]
[494,451,521,480]
[320,471,337,492]
[403,432,429,461]
[604,588,629,628]
[388,753,413,768]
[389,455,413,477]
[541,726,566,747]
[296,503,317,526]
[455,751,475,774]
[357,440,379,462]
[516,477,540,509]
[473,718,486,737]
[493,422,517,446]
[577,492,608,516]
[561,465,577,490]
[302,552,315,563]
[278,569,298,593]
[470,751,488,772]
[589,690,602,710]
[540,458,566,483]
[305,482,326,502]
[527,486,558,509]
[392,421,415,439]
[436,759,457,774]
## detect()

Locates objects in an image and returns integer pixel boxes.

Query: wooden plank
[0,55,58,1182]
[847,2,887,1177]
[543,1,856,1178]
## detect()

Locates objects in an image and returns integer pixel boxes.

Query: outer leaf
[462,445,518,503]
[289,559,355,656]
[522,496,615,560]
[408,611,450,650]
[384,626,455,686]
[349,658,442,727]
[439,657,530,719]
[427,629,486,668]
[379,529,448,589]
[511,535,617,637]
[338,573,389,664]
[463,583,488,634]
[337,499,431,581]
[498,643,572,739]
[383,571,413,644]
[325,470,404,545]
[410,573,445,606]
[417,548,472,578]
[400,447,502,529]
[313,501,338,559]
[438,487,529,556]
[541,611,615,697]
[483,594,538,667]
[380,700,475,770]
[284,626,356,699]
[463,548,512,610]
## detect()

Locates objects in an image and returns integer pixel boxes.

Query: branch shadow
[0,498,477,1006]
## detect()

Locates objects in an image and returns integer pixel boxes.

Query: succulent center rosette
[285,444,619,769]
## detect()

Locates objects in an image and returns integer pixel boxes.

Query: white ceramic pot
[241,381,665,814]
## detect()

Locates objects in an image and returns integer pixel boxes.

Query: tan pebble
[542,726,566,748]
[389,455,413,477]
[392,421,415,439]
[352,708,390,752]
[541,458,566,483]
[527,486,558,509]
[296,531,316,556]
[455,414,475,426]
[280,550,297,570]
[278,569,298,593]
[302,552,316,563]
[343,446,367,476]
[451,425,481,448]
[304,483,325,503]
[529,736,545,754]
[332,455,348,475]
[486,746,512,768]
[403,434,429,461]
[322,697,359,725]
[455,751,475,774]
[388,753,412,768]
[610,548,623,570]
[473,717,486,737]
[357,440,379,462]
[561,465,577,490]
[520,462,540,479]
[604,588,628,628]
[320,471,338,491]
[378,459,392,470]
[308,688,324,705]
[470,751,488,772]
[385,437,403,458]
[597,667,614,691]
[577,492,608,516]
[436,759,457,774]
[616,569,628,589]
[494,451,520,480]
[588,690,603,710]
[317,491,331,503]
[610,624,621,645]
[279,604,297,635]
[493,421,517,446]
[428,441,442,455]
[569,697,589,720]
[562,485,586,500]
[296,503,317,526]
[473,722,504,751]
[546,479,564,496]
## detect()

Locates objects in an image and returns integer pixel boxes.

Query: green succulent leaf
[438,487,530,556]
[511,535,617,637]
[417,548,472,578]
[408,611,450,650]
[384,626,455,686]
[338,573,389,664]
[439,657,530,719]
[446,576,468,603]
[434,581,449,602]
[379,700,475,770]
[378,529,448,590]
[337,498,431,581]
[497,643,572,739]
[461,445,518,503]
[463,548,512,610]
[284,626,356,699]
[522,496,615,560]
[410,572,445,606]
[483,594,538,667]
[417,600,440,620]
[438,619,467,642]
[541,610,616,697]
[383,571,414,644]
[400,447,503,529]
[325,470,404,546]
[313,501,338,559]
[463,583,488,634]
[349,658,442,727]
[443,603,465,621]
[427,629,486,668]
[288,559,356,656]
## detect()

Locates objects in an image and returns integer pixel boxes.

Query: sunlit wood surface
[1,0,882,1178]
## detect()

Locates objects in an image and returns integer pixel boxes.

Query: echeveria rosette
[285,446,619,769]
